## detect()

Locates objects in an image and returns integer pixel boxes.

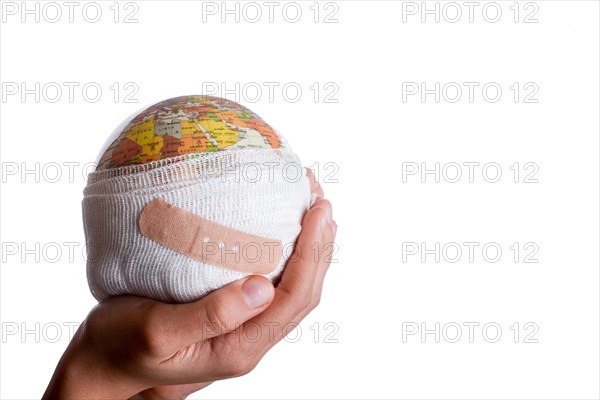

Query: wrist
[43,323,147,399]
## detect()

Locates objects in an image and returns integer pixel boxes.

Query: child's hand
[43,197,336,400]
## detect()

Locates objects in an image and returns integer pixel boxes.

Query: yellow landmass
[180,119,200,136]
[125,117,156,146]
[199,119,238,149]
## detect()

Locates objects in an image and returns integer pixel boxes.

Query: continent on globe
[96,95,283,171]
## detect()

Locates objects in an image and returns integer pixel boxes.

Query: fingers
[277,198,330,298]
[156,275,275,351]
[309,218,337,309]
[235,198,336,355]
[306,167,324,199]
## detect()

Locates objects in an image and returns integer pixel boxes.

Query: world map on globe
[96,95,283,171]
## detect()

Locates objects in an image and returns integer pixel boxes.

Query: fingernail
[242,277,274,309]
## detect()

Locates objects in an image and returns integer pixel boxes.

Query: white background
[1,1,599,398]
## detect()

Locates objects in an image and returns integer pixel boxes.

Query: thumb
[166,276,275,348]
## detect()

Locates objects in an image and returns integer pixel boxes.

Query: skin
[43,170,336,399]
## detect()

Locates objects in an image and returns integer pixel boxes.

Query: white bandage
[83,148,311,303]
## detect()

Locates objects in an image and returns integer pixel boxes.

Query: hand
[43,195,336,399]
[130,167,331,400]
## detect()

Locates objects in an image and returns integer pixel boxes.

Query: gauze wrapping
[83,96,311,303]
